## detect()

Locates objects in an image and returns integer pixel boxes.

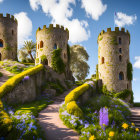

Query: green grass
[5,98,53,140]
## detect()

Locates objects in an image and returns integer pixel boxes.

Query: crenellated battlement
[98,27,130,37]
[0,13,18,24]
[36,24,69,35]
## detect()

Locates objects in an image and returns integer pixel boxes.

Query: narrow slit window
[102,57,105,64]
[119,55,122,62]
[119,48,122,53]
[119,37,122,44]
[54,43,57,49]
[0,40,3,47]
[40,41,43,48]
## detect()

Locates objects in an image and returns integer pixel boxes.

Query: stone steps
[130,107,140,131]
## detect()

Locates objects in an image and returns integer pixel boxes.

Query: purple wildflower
[99,107,109,129]
[22,76,30,81]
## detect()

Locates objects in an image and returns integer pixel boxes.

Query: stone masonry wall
[2,66,68,104]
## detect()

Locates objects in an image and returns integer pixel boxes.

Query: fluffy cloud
[115,12,137,27]
[0,0,3,3]
[81,0,107,20]
[29,0,90,43]
[14,12,33,47]
[134,56,140,69]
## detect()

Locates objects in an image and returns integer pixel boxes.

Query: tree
[22,40,36,62]
[18,50,28,62]
[70,45,90,80]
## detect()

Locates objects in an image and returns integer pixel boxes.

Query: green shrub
[67,101,83,118]
[41,55,47,63]
[134,102,140,107]
[0,110,13,137]
[96,64,99,80]
[35,58,39,64]
[65,83,90,104]
[51,48,65,74]
[115,89,134,104]
[0,72,3,77]
[127,62,133,81]
[75,81,84,86]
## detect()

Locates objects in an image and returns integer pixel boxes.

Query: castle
[97,27,132,92]
[0,13,132,92]
[0,13,18,61]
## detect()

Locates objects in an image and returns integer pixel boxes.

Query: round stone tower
[0,13,18,61]
[36,24,73,80]
[97,27,131,92]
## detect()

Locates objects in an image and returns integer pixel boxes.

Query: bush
[0,64,44,98]
[115,89,134,104]
[65,83,90,104]
[35,58,39,64]
[67,101,83,118]
[51,48,65,74]
[40,55,47,63]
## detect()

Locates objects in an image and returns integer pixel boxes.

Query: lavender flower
[99,107,109,129]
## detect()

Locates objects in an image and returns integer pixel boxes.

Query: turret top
[0,13,18,24]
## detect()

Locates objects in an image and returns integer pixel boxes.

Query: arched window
[0,40,3,47]
[54,43,57,49]
[37,52,38,57]
[119,37,122,44]
[0,53,1,61]
[119,55,122,62]
[102,57,105,64]
[12,30,14,35]
[38,44,39,49]
[119,72,124,80]
[119,48,122,53]
[40,41,43,48]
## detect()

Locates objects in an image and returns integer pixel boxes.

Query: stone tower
[97,27,132,92]
[36,24,73,80]
[0,13,18,61]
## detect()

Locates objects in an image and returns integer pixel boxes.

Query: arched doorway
[0,53,1,61]
[44,59,48,65]
[0,39,3,47]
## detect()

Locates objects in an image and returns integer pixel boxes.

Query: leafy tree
[18,50,28,62]
[70,45,90,80]
[21,40,36,62]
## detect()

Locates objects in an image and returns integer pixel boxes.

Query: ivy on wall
[51,48,65,74]
[67,44,70,64]
[127,62,133,81]
[41,55,47,63]
[96,64,99,80]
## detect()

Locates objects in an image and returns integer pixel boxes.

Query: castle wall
[0,13,18,61]
[2,66,68,104]
[98,27,132,92]
[36,24,69,66]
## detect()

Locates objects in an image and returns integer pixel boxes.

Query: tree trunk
[29,52,34,62]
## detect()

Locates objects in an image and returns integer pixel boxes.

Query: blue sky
[0,0,140,102]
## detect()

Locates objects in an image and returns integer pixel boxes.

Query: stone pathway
[37,89,79,140]
[130,107,140,129]
[0,66,15,86]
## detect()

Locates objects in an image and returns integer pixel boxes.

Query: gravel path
[37,89,79,140]
[0,66,15,86]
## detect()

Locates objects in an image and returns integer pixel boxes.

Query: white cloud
[81,0,107,20]
[29,0,90,43]
[0,0,3,3]
[134,56,140,69]
[115,12,137,27]
[14,12,33,47]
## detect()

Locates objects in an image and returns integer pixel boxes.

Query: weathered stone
[43,89,56,98]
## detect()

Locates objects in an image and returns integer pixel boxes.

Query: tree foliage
[127,62,133,81]
[18,40,36,62]
[70,45,89,80]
